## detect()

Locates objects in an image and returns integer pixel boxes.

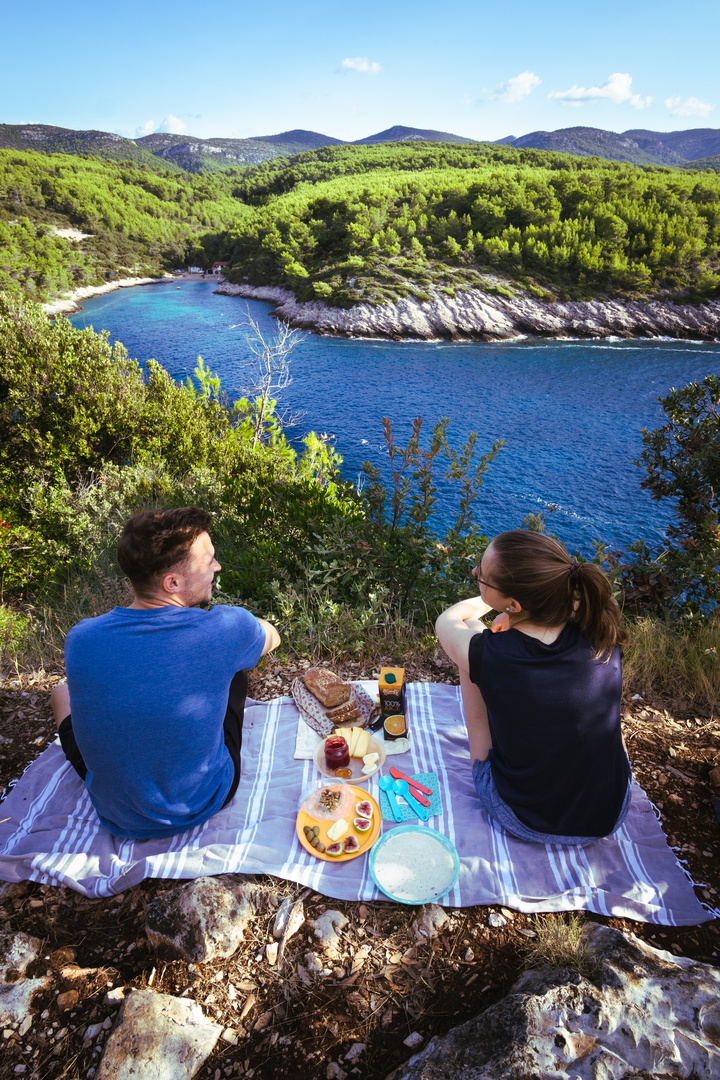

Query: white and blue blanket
[0,682,711,925]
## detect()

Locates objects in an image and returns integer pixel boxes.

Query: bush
[619,375,720,618]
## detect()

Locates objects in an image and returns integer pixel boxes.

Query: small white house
[211,261,229,276]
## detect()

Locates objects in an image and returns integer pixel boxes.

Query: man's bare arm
[258,618,281,657]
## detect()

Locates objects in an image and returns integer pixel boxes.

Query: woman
[435,530,631,845]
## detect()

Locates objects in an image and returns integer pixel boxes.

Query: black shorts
[58,669,248,809]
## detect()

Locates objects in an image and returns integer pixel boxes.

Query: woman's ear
[506,597,522,614]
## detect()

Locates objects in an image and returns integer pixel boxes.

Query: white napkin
[293,680,410,759]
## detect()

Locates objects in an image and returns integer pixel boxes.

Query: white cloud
[494,71,541,104]
[135,115,189,137]
[549,72,651,109]
[665,95,714,118]
[157,114,188,134]
[341,57,381,75]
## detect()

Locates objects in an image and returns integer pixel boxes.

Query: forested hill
[217,142,720,308]
[0,150,250,299]
[1,141,719,308]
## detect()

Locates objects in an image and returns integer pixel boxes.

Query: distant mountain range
[505,126,720,167]
[1,122,719,172]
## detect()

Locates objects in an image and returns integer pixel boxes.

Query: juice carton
[379,667,408,740]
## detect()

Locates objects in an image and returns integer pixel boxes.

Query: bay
[71,279,720,555]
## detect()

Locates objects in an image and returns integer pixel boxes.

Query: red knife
[389,767,433,802]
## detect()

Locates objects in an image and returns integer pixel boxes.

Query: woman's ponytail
[570,562,628,659]
[490,532,627,660]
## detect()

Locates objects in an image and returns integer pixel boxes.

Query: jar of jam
[324,735,350,771]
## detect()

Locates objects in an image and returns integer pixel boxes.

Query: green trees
[0,150,248,300]
[3,142,720,308]
[218,147,720,307]
[629,376,720,615]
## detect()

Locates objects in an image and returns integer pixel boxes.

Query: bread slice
[326,699,362,725]
[303,668,352,708]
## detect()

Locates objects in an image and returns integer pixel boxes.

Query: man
[50,506,280,840]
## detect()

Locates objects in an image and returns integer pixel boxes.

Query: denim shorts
[472,757,632,847]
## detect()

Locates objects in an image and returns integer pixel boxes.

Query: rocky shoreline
[215,282,720,342]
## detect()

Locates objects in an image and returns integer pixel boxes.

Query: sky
[3,0,719,144]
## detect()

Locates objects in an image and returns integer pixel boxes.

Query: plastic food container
[369,824,460,905]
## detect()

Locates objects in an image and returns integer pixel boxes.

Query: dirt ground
[0,658,718,1080]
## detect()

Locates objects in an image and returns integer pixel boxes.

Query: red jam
[324,735,350,770]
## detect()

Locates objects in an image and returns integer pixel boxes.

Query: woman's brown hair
[489,530,627,659]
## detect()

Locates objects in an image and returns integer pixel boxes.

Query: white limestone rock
[0,931,42,981]
[215,282,720,343]
[307,911,349,956]
[390,924,720,1080]
[96,990,222,1080]
[145,876,257,963]
[0,978,53,1028]
[413,905,450,940]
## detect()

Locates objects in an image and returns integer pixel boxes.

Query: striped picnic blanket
[0,682,711,924]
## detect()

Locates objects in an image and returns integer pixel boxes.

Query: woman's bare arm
[436,597,494,762]
[435,597,493,671]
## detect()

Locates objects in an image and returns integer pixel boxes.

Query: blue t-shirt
[65,605,266,839]
[469,621,630,837]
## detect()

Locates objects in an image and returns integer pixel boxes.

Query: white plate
[313,733,386,783]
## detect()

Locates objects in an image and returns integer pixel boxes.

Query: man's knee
[51,683,71,730]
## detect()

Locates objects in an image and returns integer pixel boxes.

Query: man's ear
[160,570,183,596]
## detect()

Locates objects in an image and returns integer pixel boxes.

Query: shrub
[619,375,720,618]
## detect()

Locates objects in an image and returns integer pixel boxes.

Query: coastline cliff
[215,282,720,342]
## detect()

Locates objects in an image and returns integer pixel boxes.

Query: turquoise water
[71,279,720,554]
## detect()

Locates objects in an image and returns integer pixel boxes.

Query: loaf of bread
[327,698,362,725]
[303,668,352,708]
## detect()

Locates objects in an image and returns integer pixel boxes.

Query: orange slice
[384,715,406,736]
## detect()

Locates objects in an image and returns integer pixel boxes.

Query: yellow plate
[313,733,386,782]
[296,786,381,862]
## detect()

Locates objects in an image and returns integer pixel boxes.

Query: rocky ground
[0,658,718,1080]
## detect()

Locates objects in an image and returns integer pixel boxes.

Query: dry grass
[622,616,720,712]
[522,914,600,979]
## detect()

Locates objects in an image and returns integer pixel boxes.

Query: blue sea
[71,279,720,555]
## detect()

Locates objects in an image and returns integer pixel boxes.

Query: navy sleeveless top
[469,621,630,838]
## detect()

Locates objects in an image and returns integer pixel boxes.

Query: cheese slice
[355,729,370,759]
[327,818,348,842]
[335,727,351,742]
[347,727,362,757]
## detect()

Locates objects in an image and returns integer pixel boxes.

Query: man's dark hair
[117,507,213,596]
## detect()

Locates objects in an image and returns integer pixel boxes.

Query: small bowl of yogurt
[369,824,460,905]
